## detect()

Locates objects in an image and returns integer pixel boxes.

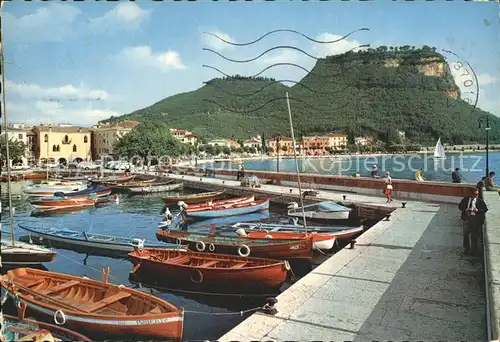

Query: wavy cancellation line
[202,28,370,47]
[204,79,353,97]
[201,93,369,114]
[203,44,369,63]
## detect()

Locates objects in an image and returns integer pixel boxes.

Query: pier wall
[160,166,475,204]
[484,191,500,340]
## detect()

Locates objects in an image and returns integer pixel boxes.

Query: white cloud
[89,3,152,33]
[477,73,497,86]
[8,100,121,126]
[6,80,109,102]
[117,46,186,72]
[3,3,81,42]
[260,49,301,65]
[201,29,235,52]
[311,33,363,58]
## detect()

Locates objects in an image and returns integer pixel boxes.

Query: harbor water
[0,181,363,341]
[208,151,500,182]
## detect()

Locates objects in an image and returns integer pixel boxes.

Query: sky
[2,1,499,126]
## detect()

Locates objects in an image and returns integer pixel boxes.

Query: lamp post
[275,135,282,173]
[478,116,492,178]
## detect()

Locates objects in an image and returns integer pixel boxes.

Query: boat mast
[285,92,307,232]
[0,4,16,247]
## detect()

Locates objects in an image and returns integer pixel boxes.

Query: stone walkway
[219,202,487,341]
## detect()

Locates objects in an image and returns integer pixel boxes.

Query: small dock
[218,200,489,341]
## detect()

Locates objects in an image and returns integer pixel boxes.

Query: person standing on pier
[452,168,462,183]
[383,171,393,204]
[458,188,488,256]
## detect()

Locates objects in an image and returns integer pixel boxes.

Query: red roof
[327,133,347,137]
[117,121,139,128]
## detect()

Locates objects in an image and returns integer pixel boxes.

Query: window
[64,135,69,144]
[57,145,60,152]
[84,136,88,143]
[18,134,23,139]
[52,145,57,152]
[44,134,48,142]
[73,144,77,152]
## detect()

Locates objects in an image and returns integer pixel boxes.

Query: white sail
[433,137,446,159]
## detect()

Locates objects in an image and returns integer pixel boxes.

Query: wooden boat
[1,239,56,265]
[160,210,270,230]
[180,195,255,211]
[128,249,289,289]
[287,201,352,221]
[92,174,136,184]
[128,182,183,195]
[105,178,157,188]
[156,230,313,259]
[58,184,111,199]
[234,229,336,250]
[0,268,184,340]
[233,220,365,236]
[22,182,87,197]
[184,199,270,219]
[19,224,185,255]
[29,197,97,210]
[161,190,226,205]
[2,314,91,341]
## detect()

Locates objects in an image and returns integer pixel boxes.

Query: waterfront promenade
[154,171,498,341]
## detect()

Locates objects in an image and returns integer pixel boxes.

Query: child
[384,171,393,203]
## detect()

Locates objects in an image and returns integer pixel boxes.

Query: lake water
[210,151,500,183]
[0,182,347,341]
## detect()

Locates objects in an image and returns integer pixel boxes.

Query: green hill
[103,46,500,144]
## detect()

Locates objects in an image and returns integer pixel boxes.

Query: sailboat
[0,31,57,266]
[433,137,446,159]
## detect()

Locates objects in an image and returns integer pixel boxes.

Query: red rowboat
[180,195,255,211]
[29,197,97,210]
[235,230,335,250]
[156,230,313,259]
[0,268,184,341]
[161,190,226,205]
[128,249,289,289]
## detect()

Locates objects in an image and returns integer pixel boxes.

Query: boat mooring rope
[184,305,268,316]
[140,282,280,298]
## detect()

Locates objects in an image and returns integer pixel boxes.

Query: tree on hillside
[0,138,25,165]
[114,122,183,165]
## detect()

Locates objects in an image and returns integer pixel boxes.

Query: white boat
[22,182,87,197]
[128,182,183,195]
[1,239,56,265]
[433,137,446,159]
[287,201,352,221]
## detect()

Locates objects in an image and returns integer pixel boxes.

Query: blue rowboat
[184,199,270,219]
[18,224,185,255]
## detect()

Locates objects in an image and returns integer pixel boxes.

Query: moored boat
[235,228,336,250]
[128,182,183,195]
[183,199,270,219]
[161,190,226,205]
[19,224,185,255]
[2,314,92,341]
[1,239,56,265]
[0,268,185,340]
[22,182,87,197]
[59,183,111,199]
[156,230,313,259]
[287,201,352,221]
[28,197,97,210]
[128,249,289,289]
[91,174,136,184]
[180,195,255,211]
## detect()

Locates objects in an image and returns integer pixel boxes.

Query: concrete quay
[217,198,496,341]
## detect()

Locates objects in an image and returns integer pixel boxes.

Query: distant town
[1,121,497,168]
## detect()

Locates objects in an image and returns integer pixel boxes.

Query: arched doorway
[73,157,83,163]
[58,157,67,166]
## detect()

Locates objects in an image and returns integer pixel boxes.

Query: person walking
[452,168,462,183]
[383,171,393,204]
[458,188,488,255]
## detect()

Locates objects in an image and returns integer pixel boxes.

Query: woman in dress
[384,171,393,203]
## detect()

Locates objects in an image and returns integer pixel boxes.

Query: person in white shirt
[383,171,393,204]
[458,188,488,255]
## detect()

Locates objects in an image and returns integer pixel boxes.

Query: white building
[92,121,139,158]
[243,139,261,149]
[1,126,29,165]
[170,129,198,145]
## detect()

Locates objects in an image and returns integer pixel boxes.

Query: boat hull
[128,249,288,289]
[185,199,270,219]
[30,198,96,210]
[129,182,183,194]
[161,190,226,204]
[288,210,350,221]
[1,268,185,341]
[1,240,56,265]
[3,314,92,341]
[184,195,255,211]
[19,225,183,254]
[156,230,313,259]
[241,231,336,250]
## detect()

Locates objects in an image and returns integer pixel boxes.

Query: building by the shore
[170,128,198,145]
[92,120,139,159]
